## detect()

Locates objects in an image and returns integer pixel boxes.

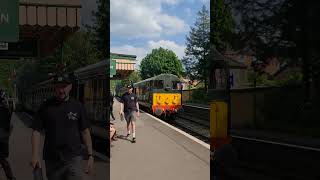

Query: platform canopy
[110,53,136,79]
[0,0,81,58]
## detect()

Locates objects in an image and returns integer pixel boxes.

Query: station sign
[110,59,116,77]
[0,0,19,42]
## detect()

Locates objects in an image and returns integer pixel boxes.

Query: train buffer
[111,99,210,180]
[7,113,108,180]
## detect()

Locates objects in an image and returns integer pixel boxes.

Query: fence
[183,86,320,136]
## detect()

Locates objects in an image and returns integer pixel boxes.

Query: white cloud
[110,0,188,38]
[111,40,186,68]
[148,40,186,59]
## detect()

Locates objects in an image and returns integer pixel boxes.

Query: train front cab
[134,74,183,119]
[152,92,182,118]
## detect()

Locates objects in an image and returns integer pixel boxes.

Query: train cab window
[172,81,180,90]
[153,80,164,89]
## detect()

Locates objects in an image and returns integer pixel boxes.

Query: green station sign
[110,59,116,77]
[0,0,19,42]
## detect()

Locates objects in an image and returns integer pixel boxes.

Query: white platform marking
[143,111,210,149]
[232,135,320,152]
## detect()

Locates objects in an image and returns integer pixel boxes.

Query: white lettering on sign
[0,13,9,24]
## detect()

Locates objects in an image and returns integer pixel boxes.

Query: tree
[89,0,108,58]
[225,0,320,101]
[39,31,101,73]
[210,0,235,89]
[16,31,100,96]
[60,31,101,72]
[120,71,142,87]
[182,5,210,90]
[140,48,183,79]
[211,0,235,52]
[0,60,24,96]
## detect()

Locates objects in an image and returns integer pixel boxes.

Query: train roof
[110,53,136,60]
[134,74,180,86]
[74,60,107,80]
[30,60,107,89]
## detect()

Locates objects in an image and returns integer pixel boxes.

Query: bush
[275,71,303,87]
[188,89,209,104]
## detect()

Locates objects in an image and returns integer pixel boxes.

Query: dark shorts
[124,111,137,123]
[45,156,83,180]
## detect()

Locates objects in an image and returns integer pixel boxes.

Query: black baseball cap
[53,73,73,84]
[127,84,133,89]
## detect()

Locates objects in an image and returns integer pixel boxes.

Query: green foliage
[16,60,45,91]
[119,71,142,87]
[88,0,108,58]
[23,31,100,78]
[211,0,235,52]
[60,31,101,72]
[140,48,183,79]
[188,89,210,105]
[247,72,270,86]
[182,5,210,88]
[0,60,24,96]
[16,31,100,94]
[275,71,303,87]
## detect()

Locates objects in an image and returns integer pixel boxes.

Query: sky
[110,0,210,68]
[80,0,97,27]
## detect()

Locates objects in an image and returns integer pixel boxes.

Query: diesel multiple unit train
[117,74,183,120]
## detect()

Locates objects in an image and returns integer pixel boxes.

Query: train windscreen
[153,80,164,89]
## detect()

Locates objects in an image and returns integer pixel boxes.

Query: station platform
[110,99,210,180]
[6,113,108,180]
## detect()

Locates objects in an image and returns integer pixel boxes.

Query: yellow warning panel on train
[210,101,228,138]
[153,93,181,106]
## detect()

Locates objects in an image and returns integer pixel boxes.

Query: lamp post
[251,60,264,128]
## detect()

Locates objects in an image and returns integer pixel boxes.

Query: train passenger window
[153,80,164,89]
[172,81,180,90]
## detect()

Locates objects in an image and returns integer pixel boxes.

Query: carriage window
[172,81,180,90]
[153,80,164,89]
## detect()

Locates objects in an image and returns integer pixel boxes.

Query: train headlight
[155,108,163,116]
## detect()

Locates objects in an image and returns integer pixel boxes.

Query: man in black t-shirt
[119,84,140,143]
[30,74,94,180]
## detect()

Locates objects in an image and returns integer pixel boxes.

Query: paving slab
[7,113,108,180]
[110,100,210,180]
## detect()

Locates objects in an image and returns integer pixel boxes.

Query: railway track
[174,105,320,179]
[172,104,210,144]
[229,135,320,180]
